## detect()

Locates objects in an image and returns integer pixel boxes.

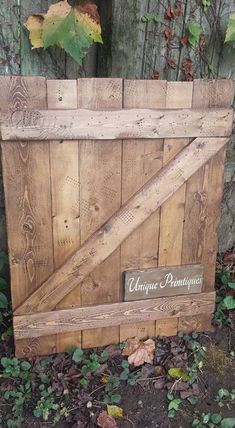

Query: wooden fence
[0,76,233,357]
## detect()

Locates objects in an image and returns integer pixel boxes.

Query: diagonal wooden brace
[14,137,229,316]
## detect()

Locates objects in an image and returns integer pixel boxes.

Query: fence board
[1,108,232,141]
[120,79,166,341]
[14,291,216,340]
[0,76,55,357]
[77,78,122,348]
[47,79,81,353]
[157,81,193,336]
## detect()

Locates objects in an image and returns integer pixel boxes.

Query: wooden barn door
[0,76,233,357]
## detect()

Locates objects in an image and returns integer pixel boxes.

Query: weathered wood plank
[47,79,81,352]
[14,291,216,340]
[120,79,167,341]
[14,137,229,316]
[77,78,122,348]
[157,81,193,336]
[0,76,54,357]
[1,108,233,141]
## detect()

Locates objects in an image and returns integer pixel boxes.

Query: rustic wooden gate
[0,76,233,357]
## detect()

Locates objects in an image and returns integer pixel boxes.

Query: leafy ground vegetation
[0,249,234,428]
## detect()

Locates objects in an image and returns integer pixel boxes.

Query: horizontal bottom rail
[14,292,215,340]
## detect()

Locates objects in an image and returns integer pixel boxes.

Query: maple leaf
[24,1,102,65]
[122,337,155,367]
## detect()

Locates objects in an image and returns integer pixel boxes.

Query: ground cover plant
[0,249,234,428]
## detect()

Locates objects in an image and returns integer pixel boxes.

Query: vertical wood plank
[180,80,232,332]
[77,78,123,348]
[0,76,54,357]
[120,80,166,342]
[157,81,193,337]
[47,79,81,352]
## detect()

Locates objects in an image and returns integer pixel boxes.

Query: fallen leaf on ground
[122,338,155,367]
[97,411,117,428]
[168,367,190,382]
[107,405,124,418]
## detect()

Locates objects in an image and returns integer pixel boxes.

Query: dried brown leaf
[97,411,118,428]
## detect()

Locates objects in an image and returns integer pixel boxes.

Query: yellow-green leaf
[24,15,44,49]
[225,13,235,43]
[107,405,124,419]
[168,367,190,382]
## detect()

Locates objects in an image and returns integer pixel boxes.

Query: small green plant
[1,357,31,380]
[215,388,235,408]
[167,392,182,418]
[215,271,235,326]
[178,332,206,383]
[103,374,121,404]
[33,385,68,423]
[192,412,222,427]
[4,383,31,428]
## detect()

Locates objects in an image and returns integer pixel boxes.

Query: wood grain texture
[157,81,193,337]
[47,79,81,352]
[181,79,233,331]
[14,137,229,316]
[0,76,54,357]
[1,108,233,141]
[178,313,214,334]
[155,318,178,337]
[14,291,216,340]
[120,79,167,340]
[77,78,122,348]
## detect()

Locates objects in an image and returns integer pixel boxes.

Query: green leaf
[221,418,235,428]
[202,413,211,423]
[225,13,235,43]
[168,409,176,418]
[80,378,89,386]
[72,348,84,363]
[141,13,155,22]
[168,399,181,411]
[110,394,122,404]
[168,367,190,382]
[228,282,235,289]
[188,23,202,46]
[0,292,8,309]
[187,395,198,405]
[218,388,230,399]
[223,296,235,310]
[167,393,174,401]
[202,0,210,10]
[21,361,31,371]
[153,15,162,23]
[211,414,222,424]
[121,360,129,369]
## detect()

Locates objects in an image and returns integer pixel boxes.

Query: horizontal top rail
[0,107,233,141]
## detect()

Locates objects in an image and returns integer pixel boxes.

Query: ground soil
[0,315,234,428]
